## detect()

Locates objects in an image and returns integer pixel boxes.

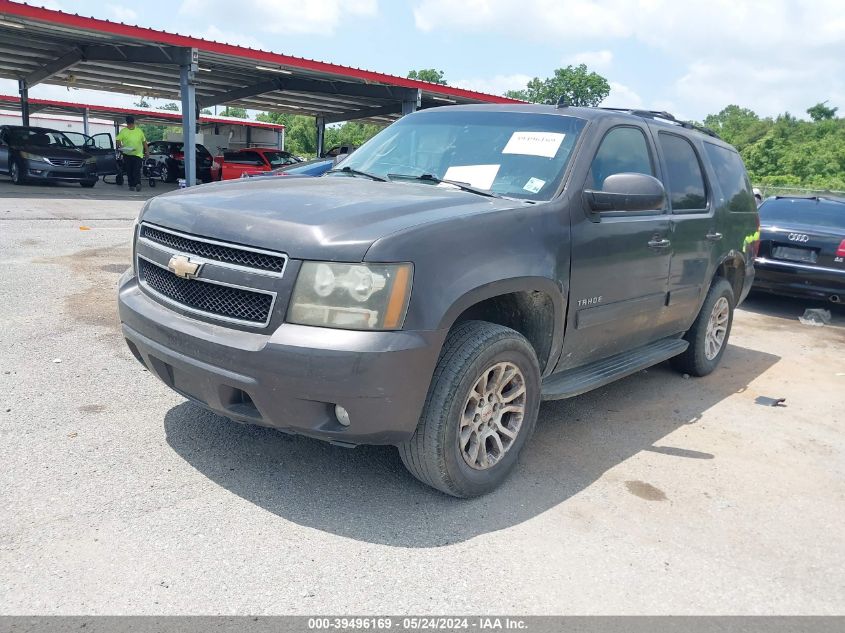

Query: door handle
[706,232,723,241]
[648,238,671,249]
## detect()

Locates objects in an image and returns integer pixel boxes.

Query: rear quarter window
[703,142,756,213]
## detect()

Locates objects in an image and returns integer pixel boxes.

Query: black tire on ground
[160,164,174,183]
[399,320,541,498]
[10,159,24,185]
[671,278,735,377]
[115,174,124,186]
[80,180,97,188]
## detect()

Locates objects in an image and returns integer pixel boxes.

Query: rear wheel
[671,278,735,376]
[399,321,540,497]
[10,159,24,185]
[160,164,174,183]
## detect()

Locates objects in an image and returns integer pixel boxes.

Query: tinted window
[658,133,707,211]
[589,126,653,190]
[225,151,263,165]
[758,198,845,230]
[703,143,755,213]
[263,151,296,167]
[148,142,165,154]
[7,127,77,148]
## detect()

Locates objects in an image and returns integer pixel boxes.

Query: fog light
[335,405,350,427]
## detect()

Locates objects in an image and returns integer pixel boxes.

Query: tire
[80,180,96,188]
[10,159,24,185]
[671,278,735,377]
[399,320,541,498]
[115,174,124,186]
[160,164,174,183]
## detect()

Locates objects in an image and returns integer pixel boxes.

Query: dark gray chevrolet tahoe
[118,104,760,497]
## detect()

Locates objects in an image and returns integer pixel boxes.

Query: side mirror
[584,172,666,213]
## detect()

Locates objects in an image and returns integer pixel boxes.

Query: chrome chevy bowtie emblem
[167,255,201,279]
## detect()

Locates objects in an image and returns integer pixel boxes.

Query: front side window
[333,110,587,201]
[588,126,654,190]
[659,133,708,212]
[263,151,295,168]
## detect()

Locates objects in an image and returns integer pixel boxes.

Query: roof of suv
[419,103,728,147]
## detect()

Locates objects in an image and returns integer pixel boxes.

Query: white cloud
[601,82,642,109]
[179,0,378,36]
[453,74,533,97]
[106,4,137,22]
[563,50,613,71]
[411,0,845,119]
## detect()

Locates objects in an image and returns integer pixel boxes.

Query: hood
[140,176,518,261]
[18,144,88,159]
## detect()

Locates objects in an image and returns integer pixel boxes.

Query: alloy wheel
[704,296,730,360]
[459,361,526,470]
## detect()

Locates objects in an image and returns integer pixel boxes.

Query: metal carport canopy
[0,1,520,184]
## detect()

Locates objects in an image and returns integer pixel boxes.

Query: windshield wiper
[387,173,501,198]
[327,166,387,182]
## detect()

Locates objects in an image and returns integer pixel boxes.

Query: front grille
[139,259,273,325]
[45,158,84,167]
[141,224,285,274]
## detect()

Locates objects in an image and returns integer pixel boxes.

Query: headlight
[19,151,46,162]
[288,262,413,330]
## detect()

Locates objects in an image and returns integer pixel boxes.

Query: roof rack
[598,107,721,139]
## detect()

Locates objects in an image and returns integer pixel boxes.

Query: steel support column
[315,116,326,158]
[179,51,198,186]
[18,80,29,126]
[401,89,421,116]
[82,108,90,136]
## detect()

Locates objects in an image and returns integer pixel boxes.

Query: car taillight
[171,152,184,160]
[836,239,845,257]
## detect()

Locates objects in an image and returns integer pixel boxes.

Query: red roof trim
[0,94,285,130]
[0,1,522,105]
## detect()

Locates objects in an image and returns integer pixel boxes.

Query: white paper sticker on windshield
[442,164,500,190]
[502,131,565,158]
[523,177,545,193]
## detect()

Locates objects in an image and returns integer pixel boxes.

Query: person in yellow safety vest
[116,115,148,192]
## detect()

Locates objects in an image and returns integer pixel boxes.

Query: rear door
[222,151,265,179]
[650,128,718,331]
[560,123,672,370]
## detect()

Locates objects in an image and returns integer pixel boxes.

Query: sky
[3,0,845,122]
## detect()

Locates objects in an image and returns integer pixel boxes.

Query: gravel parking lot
[1,181,844,615]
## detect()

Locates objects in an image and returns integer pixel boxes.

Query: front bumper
[118,271,443,445]
[753,257,845,300]
[24,159,97,183]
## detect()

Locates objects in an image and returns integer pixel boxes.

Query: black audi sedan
[754,195,845,303]
[0,125,98,187]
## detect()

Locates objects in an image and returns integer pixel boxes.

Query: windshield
[7,128,77,149]
[332,109,586,200]
[759,198,845,230]
[263,151,296,168]
[62,131,90,148]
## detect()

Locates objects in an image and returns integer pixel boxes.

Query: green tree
[133,98,150,108]
[807,101,838,122]
[200,108,212,115]
[157,102,180,111]
[407,69,447,85]
[221,106,248,119]
[505,64,610,106]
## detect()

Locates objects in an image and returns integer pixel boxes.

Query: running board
[541,338,688,400]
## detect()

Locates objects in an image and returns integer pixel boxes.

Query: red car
[213,147,300,180]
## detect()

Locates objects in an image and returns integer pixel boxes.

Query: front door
[558,124,672,371]
[0,128,10,174]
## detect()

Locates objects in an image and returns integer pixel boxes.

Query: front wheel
[10,159,24,185]
[80,180,96,188]
[399,321,541,498]
[671,278,735,377]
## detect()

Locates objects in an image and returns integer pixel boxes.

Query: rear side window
[225,151,263,165]
[658,133,707,212]
[589,126,654,190]
[703,143,756,213]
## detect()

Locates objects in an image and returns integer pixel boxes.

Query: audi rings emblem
[788,233,810,242]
